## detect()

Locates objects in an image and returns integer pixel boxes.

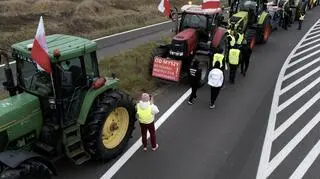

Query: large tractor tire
[82,90,136,161]
[246,28,257,50]
[0,159,52,179]
[256,17,271,44]
[149,47,169,75]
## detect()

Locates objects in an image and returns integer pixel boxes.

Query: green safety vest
[236,33,244,45]
[229,48,241,65]
[136,104,153,124]
[213,53,224,68]
[227,35,236,47]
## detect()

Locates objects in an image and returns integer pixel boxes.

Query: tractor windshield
[238,0,258,11]
[16,55,54,97]
[181,14,208,30]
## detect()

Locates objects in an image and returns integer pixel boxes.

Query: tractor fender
[212,27,227,48]
[77,78,118,125]
[257,11,270,26]
[0,150,57,175]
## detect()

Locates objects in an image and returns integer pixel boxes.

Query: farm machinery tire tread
[82,90,136,162]
[0,159,52,179]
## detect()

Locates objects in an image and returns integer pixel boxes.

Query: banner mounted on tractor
[152,57,182,82]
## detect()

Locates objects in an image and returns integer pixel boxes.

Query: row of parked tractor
[149,0,319,84]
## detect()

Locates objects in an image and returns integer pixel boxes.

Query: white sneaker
[210,104,216,109]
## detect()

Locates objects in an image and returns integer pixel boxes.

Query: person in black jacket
[188,59,202,105]
[240,39,252,76]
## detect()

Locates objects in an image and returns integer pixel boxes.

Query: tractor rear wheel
[246,28,256,50]
[0,159,52,179]
[256,17,271,44]
[149,47,169,75]
[82,90,136,161]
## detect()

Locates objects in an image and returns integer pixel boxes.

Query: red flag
[31,16,52,73]
[158,0,171,17]
[202,0,221,9]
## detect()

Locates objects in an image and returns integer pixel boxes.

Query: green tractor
[228,0,272,49]
[0,34,136,178]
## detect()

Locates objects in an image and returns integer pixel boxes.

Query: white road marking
[280,66,320,94]
[277,75,320,113]
[305,33,320,41]
[307,28,320,36]
[298,38,320,49]
[292,43,320,58]
[286,50,320,69]
[0,20,174,68]
[284,57,320,80]
[256,19,320,179]
[289,139,320,179]
[100,88,191,179]
[266,111,320,177]
[273,90,320,140]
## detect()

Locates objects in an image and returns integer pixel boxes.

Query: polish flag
[158,0,171,17]
[31,16,52,73]
[202,0,221,9]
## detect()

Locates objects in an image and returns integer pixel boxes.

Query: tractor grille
[170,39,187,53]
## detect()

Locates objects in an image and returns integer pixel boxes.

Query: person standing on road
[298,10,305,30]
[208,61,224,109]
[240,39,252,76]
[188,59,202,105]
[136,93,160,151]
[212,48,226,87]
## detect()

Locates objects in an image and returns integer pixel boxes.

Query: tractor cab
[12,35,100,127]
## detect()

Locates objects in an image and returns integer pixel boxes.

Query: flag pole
[50,72,56,98]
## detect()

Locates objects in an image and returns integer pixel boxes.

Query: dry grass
[0,0,193,51]
[99,37,171,99]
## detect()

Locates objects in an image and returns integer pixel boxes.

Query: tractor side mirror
[61,71,73,87]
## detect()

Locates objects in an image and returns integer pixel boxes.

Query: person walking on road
[228,43,241,84]
[208,61,224,109]
[188,59,202,105]
[240,39,252,76]
[136,93,160,151]
[212,48,226,88]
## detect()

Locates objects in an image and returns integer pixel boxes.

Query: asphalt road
[50,6,320,179]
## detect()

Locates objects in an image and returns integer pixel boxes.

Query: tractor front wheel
[83,90,136,161]
[0,159,52,179]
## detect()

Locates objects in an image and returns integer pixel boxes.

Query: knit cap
[141,93,150,102]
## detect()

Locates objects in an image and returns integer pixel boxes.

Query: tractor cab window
[84,52,99,78]
[239,0,258,12]
[182,14,208,30]
[16,55,54,97]
[56,57,84,89]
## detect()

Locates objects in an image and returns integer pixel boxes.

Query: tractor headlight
[48,98,56,109]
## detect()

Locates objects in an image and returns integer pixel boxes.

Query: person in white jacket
[208,61,224,109]
[136,93,160,151]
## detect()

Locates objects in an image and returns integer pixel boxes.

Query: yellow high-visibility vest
[236,33,244,45]
[229,49,240,65]
[227,35,236,47]
[136,104,153,124]
[299,14,305,21]
[213,53,224,68]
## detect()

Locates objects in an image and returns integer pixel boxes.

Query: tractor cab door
[54,53,99,127]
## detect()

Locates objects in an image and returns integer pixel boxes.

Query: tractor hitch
[0,51,17,97]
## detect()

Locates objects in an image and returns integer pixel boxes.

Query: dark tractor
[0,34,136,178]
[149,4,228,85]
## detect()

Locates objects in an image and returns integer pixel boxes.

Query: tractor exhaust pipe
[0,51,16,97]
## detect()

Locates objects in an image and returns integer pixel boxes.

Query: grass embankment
[99,38,171,99]
[0,0,188,51]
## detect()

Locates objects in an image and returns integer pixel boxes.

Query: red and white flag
[202,0,221,9]
[31,16,52,73]
[158,0,171,17]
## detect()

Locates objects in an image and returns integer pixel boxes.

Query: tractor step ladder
[63,125,91,165]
